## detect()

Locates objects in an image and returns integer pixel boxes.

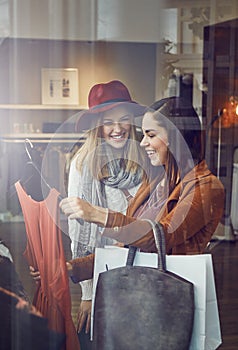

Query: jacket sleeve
[103,212,157,252]
[160,175,224,253]
[68,172,225,282]
[103,174,224,254]
[69,254,95,283]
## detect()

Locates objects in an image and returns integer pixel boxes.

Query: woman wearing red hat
[60,96,224,274]
[67,80,148,347]
[30,80,148,348]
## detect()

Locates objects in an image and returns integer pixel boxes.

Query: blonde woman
[68,80,147,348]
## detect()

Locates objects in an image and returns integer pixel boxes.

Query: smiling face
[140,111,169,166]
[102,106,132,149]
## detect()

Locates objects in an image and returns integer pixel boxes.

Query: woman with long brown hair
[60,96,224,279]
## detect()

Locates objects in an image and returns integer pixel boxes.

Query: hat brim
[75,101,147,132]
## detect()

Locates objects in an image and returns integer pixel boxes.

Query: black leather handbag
[93,220,194,350]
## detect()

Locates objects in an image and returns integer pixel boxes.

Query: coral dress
[15,181,80,350]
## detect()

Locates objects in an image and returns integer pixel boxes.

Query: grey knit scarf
[74,142,143,257]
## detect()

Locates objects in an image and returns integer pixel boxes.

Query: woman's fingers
[77,300,92,334]
[29,266,41,281]
[60,197,83,217]
[66,262,73,277]
[59,197,93,221]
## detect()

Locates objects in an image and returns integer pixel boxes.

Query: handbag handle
[126,220,166,272]
[145,219,166,271]
[126,246,137,266]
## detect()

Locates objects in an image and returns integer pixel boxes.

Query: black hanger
[24,139,84,224]
[24,139,52,192]
[6,139,50,213]
[19,139,52,201]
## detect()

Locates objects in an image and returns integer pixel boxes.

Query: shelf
[0,104,86,110]
[1,133,85,143]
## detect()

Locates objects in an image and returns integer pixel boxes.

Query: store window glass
[0,1,238,349]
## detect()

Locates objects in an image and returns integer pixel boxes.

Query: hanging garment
[15,181,80,350]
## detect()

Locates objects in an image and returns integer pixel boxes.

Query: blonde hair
[75,115,145,180]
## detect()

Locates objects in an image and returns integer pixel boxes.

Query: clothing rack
[0,135,85,222]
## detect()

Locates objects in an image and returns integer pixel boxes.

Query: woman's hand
[29,266,41,283]
[30,263,74,280]
[59,197,93,221]
[59,197,108,226]
[77,300,92,334]
[66,261,73,276]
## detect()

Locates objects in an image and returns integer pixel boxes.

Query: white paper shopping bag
[166,254,222,350]
[92,247,222,350]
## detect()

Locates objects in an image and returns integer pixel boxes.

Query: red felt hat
[75,80,146,131]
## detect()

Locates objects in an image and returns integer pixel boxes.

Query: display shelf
[0,104,86,110]
[1,133,85,143]
[0,105,86,135]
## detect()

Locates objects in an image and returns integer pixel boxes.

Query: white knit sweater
[68,155,140,300]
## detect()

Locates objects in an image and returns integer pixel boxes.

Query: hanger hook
[24,138,34,161]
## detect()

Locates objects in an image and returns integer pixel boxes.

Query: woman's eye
[120,117,130,123]
[103,121,113,126]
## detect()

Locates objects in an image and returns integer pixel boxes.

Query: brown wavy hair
[149,96,204,194]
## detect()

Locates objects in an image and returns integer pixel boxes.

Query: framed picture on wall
[41,68,79,105]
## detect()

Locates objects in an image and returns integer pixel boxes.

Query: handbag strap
[125,220,166,272]
[126,246,137,266]
[142,219,167,272]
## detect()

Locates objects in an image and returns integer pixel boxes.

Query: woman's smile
[102,108,132,149]
[140,112,169,166]
[110,132,127,141]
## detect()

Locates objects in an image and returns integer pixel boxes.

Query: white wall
[9,0,96,40]
[97,0,164,42]
[0,39,156,134]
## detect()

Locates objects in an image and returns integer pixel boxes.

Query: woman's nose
[112,122,123,132]
[140,135,149,147]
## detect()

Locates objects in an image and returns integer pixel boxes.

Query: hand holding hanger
[25,139,84,225]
